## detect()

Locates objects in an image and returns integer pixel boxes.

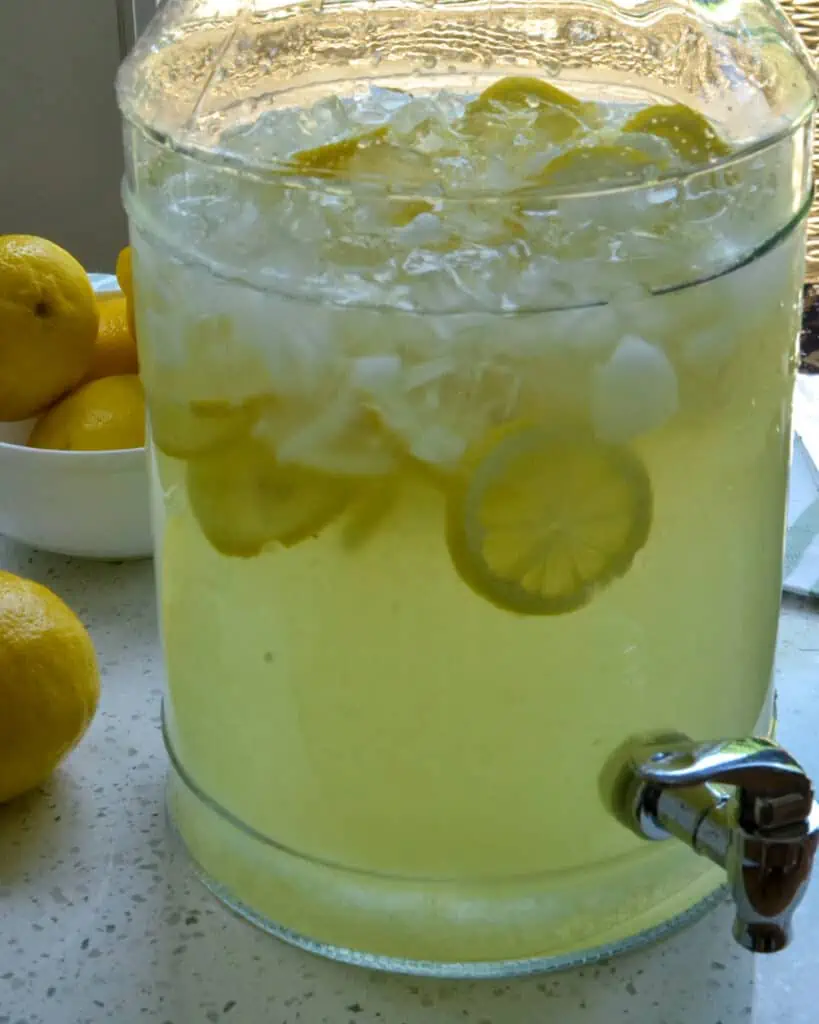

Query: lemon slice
[622,103,730,163]
[292,126,390,173]
[468,76,584,115]
[187,436,352,557]
[446,425,652,615]
[537,143,658,188]
[293,125,431,184]
[148,394,260,459]
[465,76,591,146]
[293,126,435,224]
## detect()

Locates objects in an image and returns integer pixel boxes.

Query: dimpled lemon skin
[0,235,99,421]
[0,571,100,803]
[28,374,146,451]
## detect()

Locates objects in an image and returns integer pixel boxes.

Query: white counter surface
[2,538,818,1024]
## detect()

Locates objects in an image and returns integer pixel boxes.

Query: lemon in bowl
[28,374,145,452]
[0,240,151,559]
[0,236,99,422]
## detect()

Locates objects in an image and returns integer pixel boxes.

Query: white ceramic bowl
[0,275,152,560]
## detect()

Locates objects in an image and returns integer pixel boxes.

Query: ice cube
[592,334,679,443]
[350,354,403,392]
[678,324,737,373]
[397,213,447,247]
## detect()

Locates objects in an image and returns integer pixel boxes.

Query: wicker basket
[781,1,819,278]
[778,2,819,367]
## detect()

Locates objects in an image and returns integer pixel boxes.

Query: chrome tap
[607,733,819,953]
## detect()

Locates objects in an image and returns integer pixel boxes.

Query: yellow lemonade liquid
[129,78,807,967]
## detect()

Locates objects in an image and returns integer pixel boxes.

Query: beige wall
[0,1,127,271]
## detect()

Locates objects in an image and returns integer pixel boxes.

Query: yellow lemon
[28,374,146,451]
[186,435,353,557]
[0,571,100,803]
[84,294,139,382]
[622,103,730,163]
[446,424,653,615]
[115,245,137,341]
[0,235,98,421]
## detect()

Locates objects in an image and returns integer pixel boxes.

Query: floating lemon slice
[293,124,431,183]
[622,103,730,163]
[536,143,658,188]
[293,127,435,223]
[467,76,585,115]
[148,394,261,459]
[465,75,592,145]
[187,436,352,557]
[292,126,390,172]
[446,424,653,615]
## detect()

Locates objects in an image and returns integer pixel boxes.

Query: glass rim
[122,95,816,204]
[123,180,811,316]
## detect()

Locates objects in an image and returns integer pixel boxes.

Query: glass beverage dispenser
[118,0,819,975]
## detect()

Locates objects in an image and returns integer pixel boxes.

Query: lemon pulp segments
[446,426,653,614]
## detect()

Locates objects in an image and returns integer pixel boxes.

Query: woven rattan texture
[781,1,819,277]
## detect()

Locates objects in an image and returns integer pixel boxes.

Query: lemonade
[126,76,809,969]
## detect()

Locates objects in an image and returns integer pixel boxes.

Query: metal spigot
[607,733,819,953]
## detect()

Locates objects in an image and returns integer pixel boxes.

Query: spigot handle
[605,732,819,954]
[633,736,814,829]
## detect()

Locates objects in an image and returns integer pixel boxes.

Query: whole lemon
[28,374,146,451]
[0,235,99,421]
[115,245,136,341]
[84,294,139,382]
[0,571,100,803]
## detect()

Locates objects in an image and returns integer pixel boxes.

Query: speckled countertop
[1,538,819,1024]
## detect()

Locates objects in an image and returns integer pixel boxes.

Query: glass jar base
[164,748,728,978]
[176,832,726,978]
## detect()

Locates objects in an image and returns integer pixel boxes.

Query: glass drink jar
[118,0,819,975]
